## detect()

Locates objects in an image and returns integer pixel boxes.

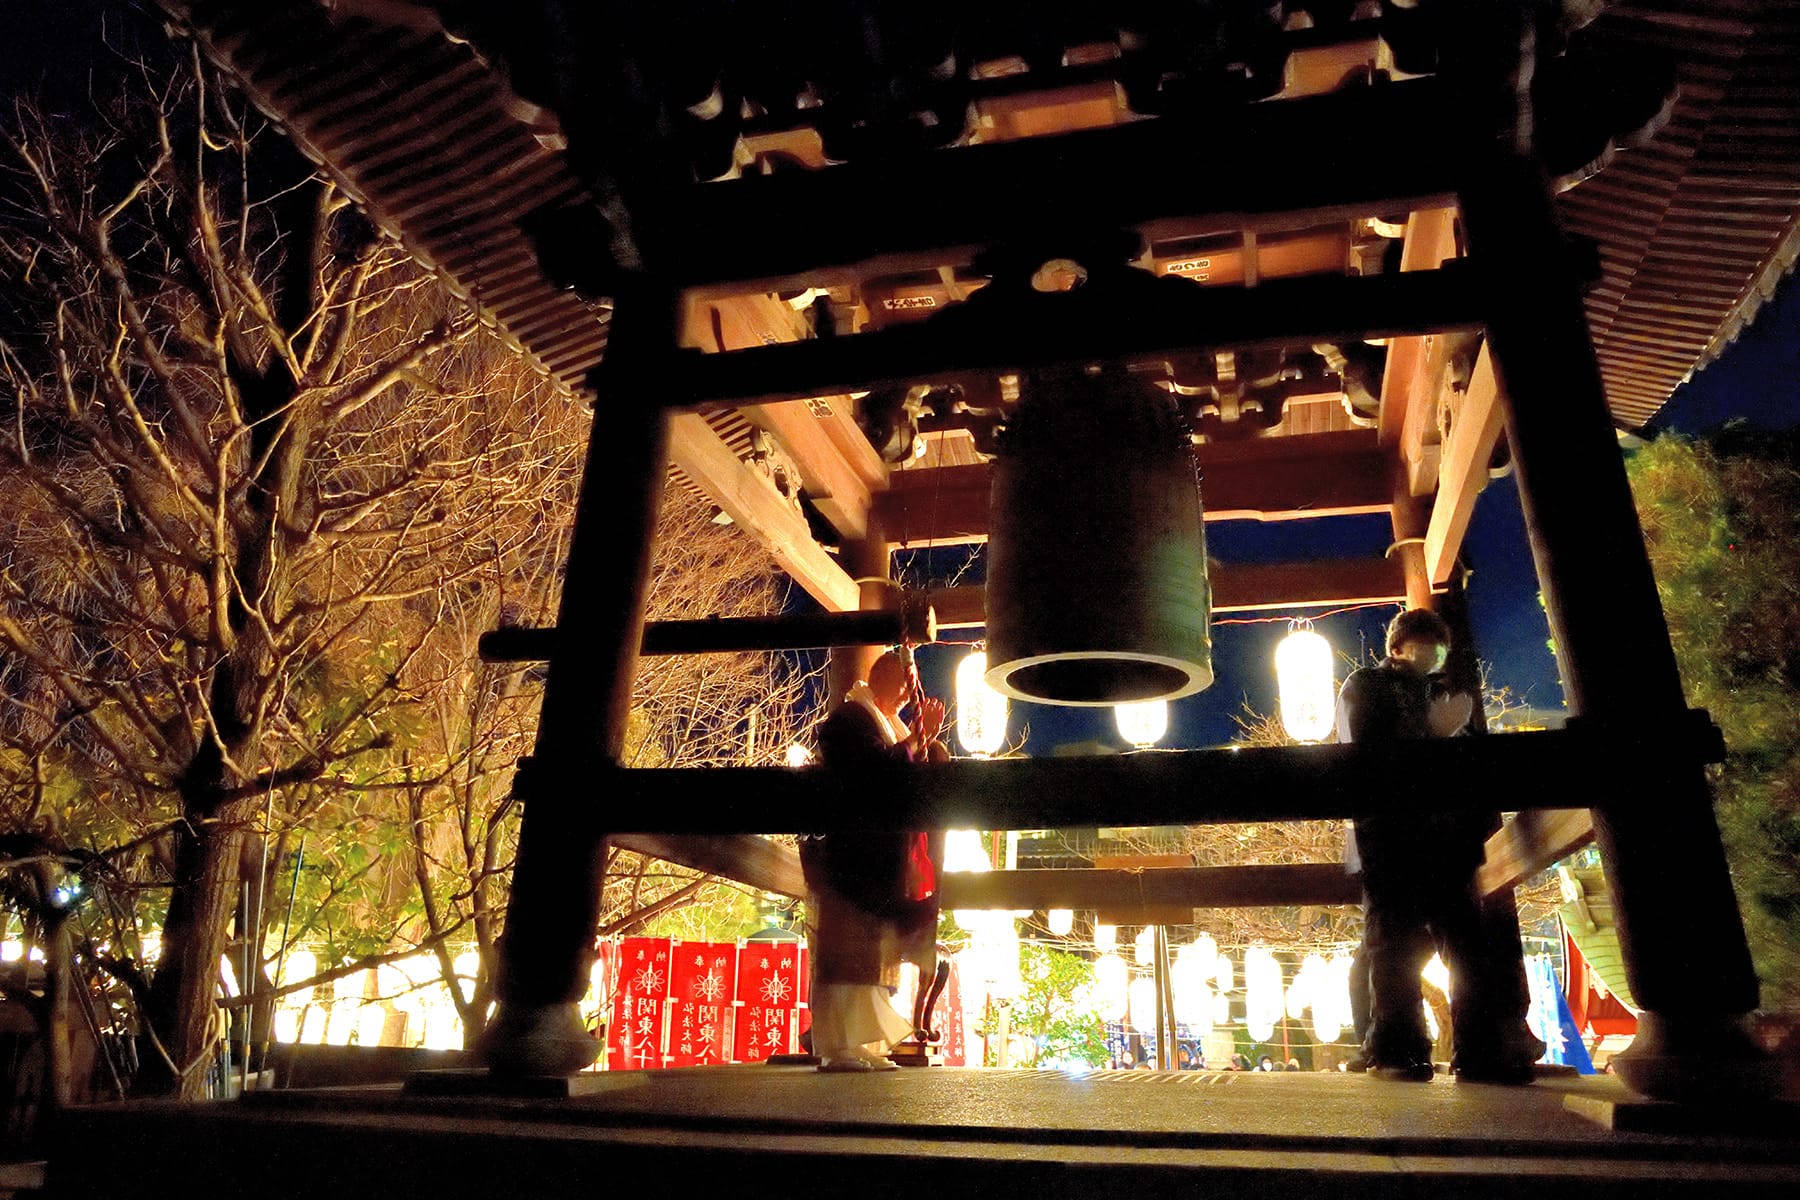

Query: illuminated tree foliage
[0,42,810,1104]
[1628,431,1800,1010]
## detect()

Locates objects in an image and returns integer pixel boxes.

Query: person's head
[1385,608,1452,675]
[866,651,912,716]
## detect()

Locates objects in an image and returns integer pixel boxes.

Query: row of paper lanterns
[953,624,1336,755]
[1093,941,1358,1044]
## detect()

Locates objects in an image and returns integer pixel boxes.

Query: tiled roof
[163,1,1800,428]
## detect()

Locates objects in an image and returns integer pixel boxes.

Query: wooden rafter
[666,412,860,612]
[685,295,887,542]
[1425,341,1507,585]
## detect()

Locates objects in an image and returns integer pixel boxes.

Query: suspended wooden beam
[615,804,1584,909]
[609,833,805,900]
[667,268,1485,412]
[876,429,1392,546]
[1425,342,1507,584]
[592,724,1719,836]
[480,604,938,663]
[939,863,1362,911]
[666,412,860,612]
[659,79,1460,292]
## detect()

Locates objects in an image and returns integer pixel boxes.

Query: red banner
[940,957,967,1067]
[733,941,804,1063]
[607,937,671,1070]
[664,941,738,1067]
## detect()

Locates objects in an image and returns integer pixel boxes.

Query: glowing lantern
[784,741,813,768]
[1094,922,1118,951]
[956,651,1009,756]
[1313,954,1353,1045]
[1192,934,1219,980]
[1128,976,1159,1033]
[1244,946,1285,1043]
[1094,953,1130,1022]
[1047,908,1074,936]
[1113,699,1168,748]
[1171,942,1215,1029]
[1275,623,1336,743]
[1214,953,1234,995]
[1134,927,1156,967]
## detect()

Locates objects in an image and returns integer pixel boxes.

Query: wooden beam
[480,606,936,661]
[876,430,1392,546]
[1477,809,1595,896]
[596,728,1713,835]
[610,833,805,900]
[659,79,1460,291]
[939,863,1362,911]
[925,557,1406,628]
[1425,342,1507,584]
[1378,206,1461,451]
[666,412,860,612]
[687,295,886,542]
[669,268,1485,411]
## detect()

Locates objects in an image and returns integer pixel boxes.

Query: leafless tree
[0,51,590,1094]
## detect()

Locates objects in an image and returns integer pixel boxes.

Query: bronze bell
[984,366,1213,705]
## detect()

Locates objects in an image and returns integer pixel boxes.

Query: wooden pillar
[479,281,676,1076]
[1456,155,1768,1099]
[826,524,893,704]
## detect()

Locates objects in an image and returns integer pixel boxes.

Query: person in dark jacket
[1337,608,1543,1083]
[802,651,945,1071]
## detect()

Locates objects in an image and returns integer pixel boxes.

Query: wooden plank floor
[50,1066,1800,1199]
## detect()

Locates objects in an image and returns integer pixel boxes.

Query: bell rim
[983,649,1214,707]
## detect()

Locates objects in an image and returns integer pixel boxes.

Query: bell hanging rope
[984,365,1213,705]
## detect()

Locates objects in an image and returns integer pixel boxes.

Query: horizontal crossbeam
[663,267,1485,410]
[480,605,935,662]
[587,725,1717,836]
[658,80,1460,291]
[939,863,1361,911]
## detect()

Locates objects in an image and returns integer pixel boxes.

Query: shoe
[818,1054,898,1072]
[1369,1059,1436,1082]
[1453,1028,1545,1085]
[1452,1053,1538,1085]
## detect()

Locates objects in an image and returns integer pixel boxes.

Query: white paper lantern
[1244,946,1285,1043]
[1214,952,1234,995]
[1171,942,1215,1030]
[1128,976,1159,1033]
[1275,625,1336,743]
[1134,926,1156,967]
[1047,908,1075,936]
[956,651,1009,756]
[1113,699,1169,748]
[1094,922,1118,951]
[1094,953,1130,1022]
[1312,954,1353,1045]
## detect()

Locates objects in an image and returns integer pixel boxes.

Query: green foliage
[1628,431,1800,1009]
[1012,943,1109,1068]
